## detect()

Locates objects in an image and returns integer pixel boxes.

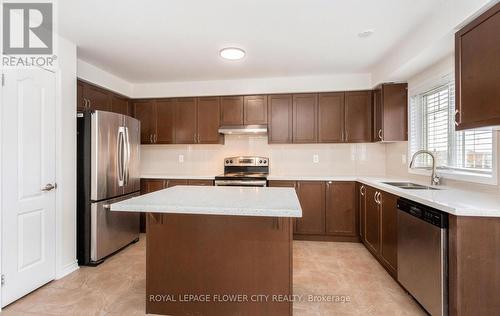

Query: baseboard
[293,234,360,242]
[56,260,79,279]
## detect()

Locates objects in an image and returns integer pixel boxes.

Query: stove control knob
[230,160,233,163]
[225,160,230,164]
[259,160,263,164]
[263,160,267,164]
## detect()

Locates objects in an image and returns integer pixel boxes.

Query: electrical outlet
[313,154,319,163]
[178,154,184,163]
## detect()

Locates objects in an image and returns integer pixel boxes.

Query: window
[410,81,495,180]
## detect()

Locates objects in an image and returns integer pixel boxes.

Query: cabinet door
[197,97,222,144]
[269,181,298,234]
[220,96,243,125]
[77,80,86,111]
[455,4,500,130]
[111,94,130,115]
[244,95,267,125]
[175,98,197,144]
[318,92,344,143]
[295,181,325,235]
[364,186,380,255]
[345,91,372,142]
[380,83,408,142]
[84,84,111,111]
[156,99,176,144]
[133,100,156,144]
[187,179,214,186]
[373,88,383,141]
[166,179,189,187]
[380,192,398,276]
[358,183,366,241]
[293,94,318,143]
[141,179,166,194]
[325,182,357,237]
[268,95,293,143]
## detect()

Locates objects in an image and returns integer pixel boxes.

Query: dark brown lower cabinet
[269,180,357,241]
[361,185,398,279]
[325,181,357,237]
[364,186,381,254]
[358,183,366,241]
[379,192,398,278]
[140,178,214,232]
[295,181,325,235]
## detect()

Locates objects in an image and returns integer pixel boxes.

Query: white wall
[141,136,387,178]
[55,37,79,278]
[131,73,372,98]
[77,59,133,96]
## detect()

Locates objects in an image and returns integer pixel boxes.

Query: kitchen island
[111,186,302,316]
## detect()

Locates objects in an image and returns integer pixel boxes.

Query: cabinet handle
[345,130,349,142]
[360,185,365,196]
[150,134,153,144]
[374,191,378,203]
[87,98,91,109]
[378,129,383,140]
[454,109,460,126]
[154,134,157,143]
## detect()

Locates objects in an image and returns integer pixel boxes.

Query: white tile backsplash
[140,135,387,177]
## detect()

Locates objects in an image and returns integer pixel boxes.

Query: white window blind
[409,82,493,175]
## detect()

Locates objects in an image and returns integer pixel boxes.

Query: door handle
[41,183,57,191]
[124,126,131,185]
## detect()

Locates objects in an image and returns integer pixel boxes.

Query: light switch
[313,154,319,163]
[178,154,184,163]
[402,154,407,164]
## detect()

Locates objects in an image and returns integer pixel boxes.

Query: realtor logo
[2,3,53,54]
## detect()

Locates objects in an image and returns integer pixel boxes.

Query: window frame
[408,74,498,185]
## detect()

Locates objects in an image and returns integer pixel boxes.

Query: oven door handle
[215,180,267,186]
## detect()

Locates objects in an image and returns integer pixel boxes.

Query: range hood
[218,124,268,135]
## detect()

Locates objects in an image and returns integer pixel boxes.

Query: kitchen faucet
[409,150,440,186]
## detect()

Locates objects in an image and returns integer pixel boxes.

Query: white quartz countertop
[356,177,500,217]
[111,186,302,217]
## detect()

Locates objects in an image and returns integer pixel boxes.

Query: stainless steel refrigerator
[77,110,141,265]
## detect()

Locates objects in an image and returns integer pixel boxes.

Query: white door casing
[1,68,56,307]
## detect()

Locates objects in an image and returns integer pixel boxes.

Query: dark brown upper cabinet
[318,92,345,143]
[243,95,268,125]
[175,98,198,144]
[84,84,111,112]
[295,181,325,235]
[293,94,318,143]
[111,94,131,116]
[133,100,157,144]
[220,96,244,125]
[268,94,293,143]
[197,97,223,144]
[155,99,176,144]
[373,83,408,142]
[325,181,357,237]
[455,3,500,130]
[345,91,373,142]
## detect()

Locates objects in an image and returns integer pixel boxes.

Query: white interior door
[1,68,56,307]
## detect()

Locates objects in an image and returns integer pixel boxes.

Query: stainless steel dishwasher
[397,198,448,316]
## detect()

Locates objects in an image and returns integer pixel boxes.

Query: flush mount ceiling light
[219,47,246,60]
[358,29,375,38]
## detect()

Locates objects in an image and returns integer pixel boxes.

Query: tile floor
[1,236,425,316]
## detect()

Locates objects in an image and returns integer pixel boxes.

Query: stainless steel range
[214,156,269,187]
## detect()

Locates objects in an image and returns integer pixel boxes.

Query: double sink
[383,182,440,190]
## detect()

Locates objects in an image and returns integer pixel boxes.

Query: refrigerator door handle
[124,126,131,185]
[117,126,125,187]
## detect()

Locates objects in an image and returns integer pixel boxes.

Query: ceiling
[59,0,438,83]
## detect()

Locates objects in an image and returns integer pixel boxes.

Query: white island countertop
[111,186,302,217]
